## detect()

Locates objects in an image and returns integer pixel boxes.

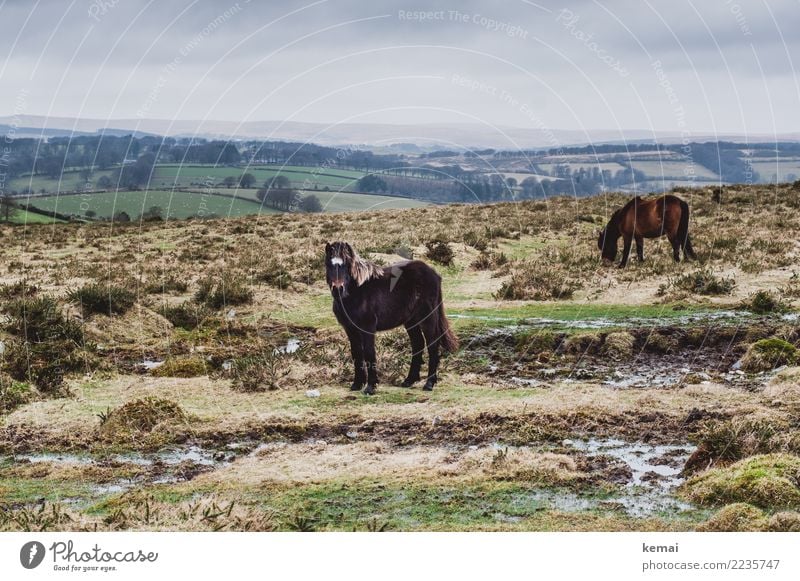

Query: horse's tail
[677,198,697,260]
[435,287,459,353]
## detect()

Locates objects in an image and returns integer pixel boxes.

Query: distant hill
[4,114,800,149]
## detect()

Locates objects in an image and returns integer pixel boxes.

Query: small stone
[305,389,321,398]
[346,431,358,439]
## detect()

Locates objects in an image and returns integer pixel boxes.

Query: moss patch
[602,332,635,359]
[682,453,800,509]
[152,357,208,378]
[741,338,798,372]
[695,503,768,532]
[99,396,189,448]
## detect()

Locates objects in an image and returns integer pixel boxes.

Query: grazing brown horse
[598,194,697,268]
[325,241,458,395]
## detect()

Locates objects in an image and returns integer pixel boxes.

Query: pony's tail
[435,291,459,353]
[678,199,697,260]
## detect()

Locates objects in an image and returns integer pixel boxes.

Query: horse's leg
[684,235,698,260]
[401,324,425,387]
[345,327,366,391]
[420,319,440,391]
[361,330,379,395]
[635,235,644,262]
[618,235,633,268]
[668,234,681,262]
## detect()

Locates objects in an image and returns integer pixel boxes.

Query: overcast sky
[2,0,799,138]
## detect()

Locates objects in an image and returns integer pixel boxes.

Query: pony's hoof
[349,383,363,391]
[363,385,377,395]
[400,377,419,388]
[422,383,435,392]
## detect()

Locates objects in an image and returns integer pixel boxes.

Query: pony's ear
[325,242,332,255]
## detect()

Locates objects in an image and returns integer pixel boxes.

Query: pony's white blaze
[330,257,344,266]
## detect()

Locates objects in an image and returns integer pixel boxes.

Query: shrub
[744,290,790,314]
[255,260,293,289]
[159,302,210,330]
[3,340,94,394]
[1,296,92,393]
[424,240,454,266]
[672,268,735,296]
[194,275,253,309]
[471,251,508,271]
[0,280,38,299]
[496,261,582,301]
[144,276,189,295]
[463,230,489,251]
[3,296,82,343]
[67,284,136,316]
[740,338,798,372]
[229,351,290,392]
[0,376,33,413]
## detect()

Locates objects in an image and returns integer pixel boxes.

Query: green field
[9,169,117,194]
[27,188,427,219]
[151,165,364,190]
[300,190,428,211]
[7,208,67,224]
[182,188,428,212]
[8,165,368,195]
[629,160,719,180]
[750,160,800,183]
[29,190,275,220]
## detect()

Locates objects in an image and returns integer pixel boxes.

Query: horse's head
[597,225,618,264]
[325,241,355,297]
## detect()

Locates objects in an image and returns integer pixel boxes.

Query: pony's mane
[345,246,384,286]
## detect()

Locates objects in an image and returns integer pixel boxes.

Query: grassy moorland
[1,183,800,532]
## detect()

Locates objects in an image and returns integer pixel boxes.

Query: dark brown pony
[325,241,458,395]
[598,194,697,268]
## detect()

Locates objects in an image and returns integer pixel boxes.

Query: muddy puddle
[460,309,759,332]
[478,438,696,519]
[524,438,695,518]
[465,311,787,389]
[0,443,256,503]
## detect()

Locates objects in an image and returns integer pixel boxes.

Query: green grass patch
[29,190,273,220]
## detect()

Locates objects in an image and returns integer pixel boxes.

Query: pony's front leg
[618,235,633,268]
[345,327,366,391]
[635,235,644,262]
[361,331,379,395]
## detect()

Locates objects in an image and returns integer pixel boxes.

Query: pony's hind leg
[420,318,441,391]
[668,235,681,262]
[401,324,425,387]
[684,235,697,260]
